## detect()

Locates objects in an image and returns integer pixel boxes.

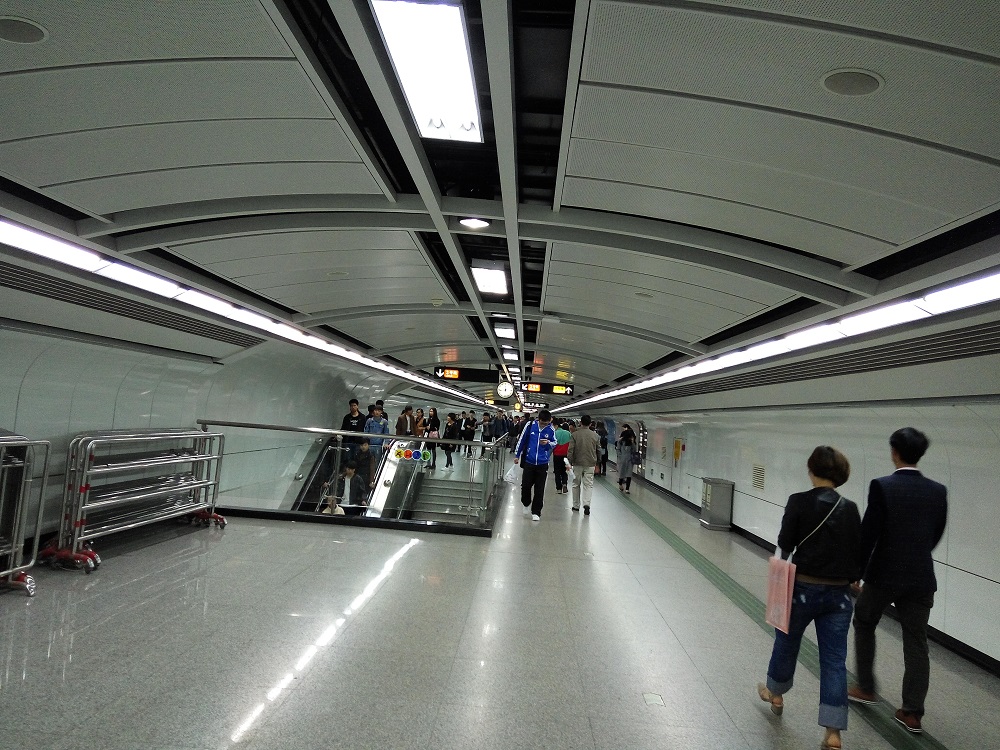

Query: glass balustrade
[196,420,510,533]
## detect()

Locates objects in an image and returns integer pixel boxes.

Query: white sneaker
[522,504,530,517]
[531,514,540,522]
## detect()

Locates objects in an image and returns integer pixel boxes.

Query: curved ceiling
[1,0,999,409]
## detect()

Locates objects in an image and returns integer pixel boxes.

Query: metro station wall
[0,328,398,529]
[630,400,1000,662]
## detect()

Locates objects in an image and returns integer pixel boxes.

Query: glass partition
[196,420,510,532]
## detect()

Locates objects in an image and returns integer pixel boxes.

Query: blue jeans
[766,581,853,730]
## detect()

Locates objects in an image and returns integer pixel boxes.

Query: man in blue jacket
[514,410,556,521]
[848,427,948,734]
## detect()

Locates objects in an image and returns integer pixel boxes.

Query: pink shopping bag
[765,555,796,633]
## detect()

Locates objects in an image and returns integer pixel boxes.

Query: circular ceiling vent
[822,69,882,96]
[0,17,47,44]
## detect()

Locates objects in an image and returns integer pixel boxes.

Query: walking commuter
[479,412,492,456]
[442,413,460,468]
[513,410,556,521]
[568,415,600,515]
[596,425,609,476]
[552,422,571,493]
[426,407,441,469]
[463,411,477,455]
[616,424,637,493]
[395,405,416,436]
[364,404,390,463]
[848,428,948,735]
[757,446,861,750]
[339,398,366,462]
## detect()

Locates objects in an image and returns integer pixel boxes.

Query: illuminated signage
[522,382,574,395]
[523,383,541,392]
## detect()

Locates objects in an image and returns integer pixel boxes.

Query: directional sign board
[432,367,501,383]
[522,382,574,395]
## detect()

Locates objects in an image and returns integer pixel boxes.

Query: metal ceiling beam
[553,0,592,212]
[326,0,509,374]
[376,339,647,376]
[481,0,528,377]
[77,195,428,239]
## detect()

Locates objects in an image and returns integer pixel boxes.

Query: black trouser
[598,453,607,475]
[520,462,548,516]
[552,455,568,490]
[853,582,934,715]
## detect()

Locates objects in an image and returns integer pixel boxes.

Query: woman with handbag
[426,407,441,469]
[757,446,862,750]
[616,424,636,493]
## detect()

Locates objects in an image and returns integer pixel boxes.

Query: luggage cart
[39,429,224,573]
[0,432,50,597]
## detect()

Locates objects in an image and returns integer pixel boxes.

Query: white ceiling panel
[46,162,382,215]
[235,264,436,291]
[573,84,1000,223]
[172,231,417,264]
[396,345,490,364]
[336,325,482,354]
[561,177,891,266]
[0,120,362,187]
[544,283,722,342]
[697,1,1000,58]
[271,279,447,309]
[536,322,667,371]
[567,138,950,244]
[549,242,792,308]
[584,2,1000,159]
[205,249,428,280]
[0,1,292,74]
[1,61,334,142]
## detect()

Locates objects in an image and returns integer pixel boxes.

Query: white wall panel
[617,398,999,660]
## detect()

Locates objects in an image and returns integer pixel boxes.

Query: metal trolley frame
[0,433,50,596]
[40,429,225,573]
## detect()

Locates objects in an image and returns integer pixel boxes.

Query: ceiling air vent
[752,465,766,491]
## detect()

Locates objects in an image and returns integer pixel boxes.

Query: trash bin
[700,478,734,530]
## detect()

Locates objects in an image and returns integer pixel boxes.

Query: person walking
[552,422,572,493]
[364,404,390,465]
[339,398,366,463]
[596,424,608,476]
[395,405,416,436]
[757,446,861,750]
[463,411,477,455]
[568,415,600,515]
[426,407,441,469]
[513,410,556,521]
[442,413,460,468]
[848,427,948,735]
[616,424,636,493]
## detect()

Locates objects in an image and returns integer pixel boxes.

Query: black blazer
[858,469,948,593]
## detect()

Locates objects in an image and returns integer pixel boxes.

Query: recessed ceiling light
[472,267,508,295]
[372,1,482,143]
[0,18,47,44]
[502,352,518,360]
[822,69,882,96]
[494,326,516,339]
[460,218,490,229]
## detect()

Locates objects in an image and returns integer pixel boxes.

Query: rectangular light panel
[373,0,483,143]
[472,267,508,294]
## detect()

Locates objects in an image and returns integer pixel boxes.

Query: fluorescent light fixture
[508,366,520,372]
[916,271,1000,315]
[460,218,490,229]
[0,218,107,272]
[494,326,516,339]
[502,351,518,361]
[472,267,508,295]
[836,301,930,337]
[782,324,845,351]
[373,0,482,143]
[501,344,514,349]
[95,262,183,297]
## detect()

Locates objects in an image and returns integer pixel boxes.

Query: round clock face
[497,380,514,398]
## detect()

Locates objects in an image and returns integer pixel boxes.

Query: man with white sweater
[568,414,601,515]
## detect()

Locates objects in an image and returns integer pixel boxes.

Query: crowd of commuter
[331,395,948,748]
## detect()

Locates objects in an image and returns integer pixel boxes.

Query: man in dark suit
[848,427,948,735]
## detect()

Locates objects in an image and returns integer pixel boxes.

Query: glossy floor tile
[1,472,996,749]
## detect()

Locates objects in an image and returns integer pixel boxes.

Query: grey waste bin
[700,478,734,530]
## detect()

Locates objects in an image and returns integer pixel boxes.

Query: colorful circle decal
[403,449,413,459]
[394,448,404,459]
[411,453,422,462]
[421,450,431,461]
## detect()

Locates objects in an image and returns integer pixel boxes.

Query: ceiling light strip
[553,272,1000,413]
[0,219,483,404]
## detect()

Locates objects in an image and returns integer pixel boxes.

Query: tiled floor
[1,472,996,749]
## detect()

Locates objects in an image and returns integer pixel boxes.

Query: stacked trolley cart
[0,430,50,597]
[40,429,225,573]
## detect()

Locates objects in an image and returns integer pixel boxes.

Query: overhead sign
[523,382,574,395]
[432,367,499,383]
[522,401,548,409]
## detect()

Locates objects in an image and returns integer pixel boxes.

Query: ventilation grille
[752,465,766,491]
[0,261,265,349]
[605,318,1000,407]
